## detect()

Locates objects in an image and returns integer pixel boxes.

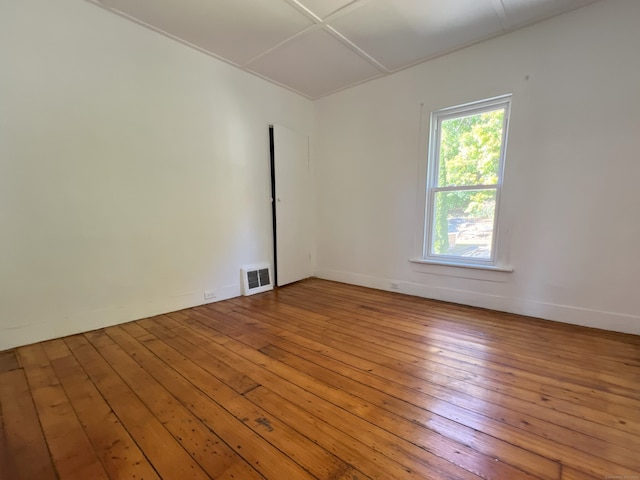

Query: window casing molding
[416,95,512,270]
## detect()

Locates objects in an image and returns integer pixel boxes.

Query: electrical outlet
[390,282,400,290]
[204,290,216,301]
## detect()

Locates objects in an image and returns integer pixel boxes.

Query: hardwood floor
[1,278,639,479]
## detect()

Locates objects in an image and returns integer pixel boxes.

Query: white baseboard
[315,268,640,336]
[0,283,241,351]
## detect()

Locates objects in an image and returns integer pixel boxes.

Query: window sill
[409,257,513,273]
[409,258,512,282]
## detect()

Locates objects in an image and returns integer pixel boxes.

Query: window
[423,95,511,266]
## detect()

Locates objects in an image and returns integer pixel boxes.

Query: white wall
[314,0,640,335]
[0,0,314,350]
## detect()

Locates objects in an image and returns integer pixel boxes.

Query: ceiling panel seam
[322,26,388,73]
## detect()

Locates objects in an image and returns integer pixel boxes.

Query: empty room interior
[1,0,639,479]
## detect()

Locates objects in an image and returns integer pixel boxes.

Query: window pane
[438,109,504,187]
[431,189,497,259]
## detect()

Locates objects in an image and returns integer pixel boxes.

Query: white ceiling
[89,0,601,99]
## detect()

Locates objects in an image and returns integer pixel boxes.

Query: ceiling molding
[322,25,389,73]
[241,24,320,67]
[281,0,323,23]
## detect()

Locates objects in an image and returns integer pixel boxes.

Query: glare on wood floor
[1,278,638,479]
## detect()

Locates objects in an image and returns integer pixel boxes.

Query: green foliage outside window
[433,109,504,254]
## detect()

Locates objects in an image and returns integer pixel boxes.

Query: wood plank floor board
[106,324,360,480]
[222,296,640,416]
[276,288,640,382]
[560,466,601,480]
[64,334,211,480]
[213,461,266,480]
[319,313,640,411]
[18,344,110,480]
[157,315,548,480]
[2,278,638,479]
[123,325,377,480]
[41,339,161,480]
[126,320,261,395]
[299,281,640,351]
[196,302,640,458]
[240,291,640,394]
[227,290,640,391]
[83,330,244,479]
[0,351,19,375]
[246,384,453,480]
[179,303,640,478]
[106,329,268,480]
[0,404,12,480]
[322,304,640,391]
[189,307,566,480]
[258,342,562,480]
[0,368,57,480]
[207,299,640,447]
[151,316,492,480]
[223,299,640,441]
[290,281,640,354]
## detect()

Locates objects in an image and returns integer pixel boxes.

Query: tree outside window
[426,96,510,264]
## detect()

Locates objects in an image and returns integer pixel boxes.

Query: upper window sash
[428,97,511,190]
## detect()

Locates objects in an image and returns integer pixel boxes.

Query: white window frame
[422,95,511,268]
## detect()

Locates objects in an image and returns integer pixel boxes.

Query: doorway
[269,124,312,287]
